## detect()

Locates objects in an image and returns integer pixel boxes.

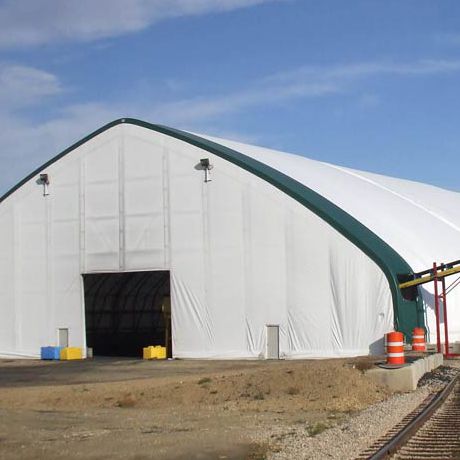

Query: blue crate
[40,346,62,360]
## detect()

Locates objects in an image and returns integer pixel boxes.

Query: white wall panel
[84,142,119,271]
[167,141,209,356]
[124,214,165,267]
[0,209,15,352]
[123,133,165,270]
[206,164,246,354]
[15,197,48,355]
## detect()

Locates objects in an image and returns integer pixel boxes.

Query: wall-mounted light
[199,158,213,182]
[39,173,50,196]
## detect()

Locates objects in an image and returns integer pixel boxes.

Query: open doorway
[83,271,171,357]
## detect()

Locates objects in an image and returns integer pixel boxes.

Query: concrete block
[366,353,443,392]
[432,353,443,367]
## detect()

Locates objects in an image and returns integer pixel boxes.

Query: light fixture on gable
[200,158,213,182]
[39,173,50,196]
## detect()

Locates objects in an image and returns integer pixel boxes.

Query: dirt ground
[0,357,390,459]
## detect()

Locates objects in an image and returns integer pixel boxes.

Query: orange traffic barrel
[386,331,405,365]
[412,327,426,352]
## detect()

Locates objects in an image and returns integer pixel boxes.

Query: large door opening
[83,271,171,357]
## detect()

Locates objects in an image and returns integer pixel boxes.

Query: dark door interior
[83,271,171,357]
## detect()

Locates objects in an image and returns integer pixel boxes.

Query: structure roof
[201,134,460,273]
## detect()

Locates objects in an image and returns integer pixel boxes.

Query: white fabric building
[0,118,458,359]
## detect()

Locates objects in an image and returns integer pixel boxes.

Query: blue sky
[0,0,460,194]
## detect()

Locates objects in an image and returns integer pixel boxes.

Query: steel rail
[362,373,459,460]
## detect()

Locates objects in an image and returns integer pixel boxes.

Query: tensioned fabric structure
[0,118,459,359]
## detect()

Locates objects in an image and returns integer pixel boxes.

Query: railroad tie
[356,373,460,460]
[393,380,460,460]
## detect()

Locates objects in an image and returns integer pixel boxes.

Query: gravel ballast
[254,363,460,460]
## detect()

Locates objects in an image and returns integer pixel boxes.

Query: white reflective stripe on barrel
[412,335,424,339]
[386,342,404,346]
[387,352,405,357]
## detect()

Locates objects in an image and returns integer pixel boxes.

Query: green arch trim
[0,117,423,337]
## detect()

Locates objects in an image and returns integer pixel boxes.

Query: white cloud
[150,82,338,125]
[146,59,460,124]
[266,59,460,86]
[1,57,460,194]
[0,102,119,193]
[0,64,62,109]
[0,0,281,48]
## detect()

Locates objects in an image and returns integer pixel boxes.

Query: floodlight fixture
[39,173,50,196]
[200,158,213,182]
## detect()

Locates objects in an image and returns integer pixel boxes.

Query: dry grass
[307,421,329,436]
[286,386,300,395]
[116,393,136,408]
[0,359,389,415]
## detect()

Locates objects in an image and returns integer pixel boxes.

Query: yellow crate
[155,346,166,359]
[60,347,83,360]
[143,345,166,360]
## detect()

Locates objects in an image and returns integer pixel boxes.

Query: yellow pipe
[399,266,460,289]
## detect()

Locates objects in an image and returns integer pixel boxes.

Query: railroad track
[356,373,460,460]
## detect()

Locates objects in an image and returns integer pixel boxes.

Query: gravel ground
[2,357,458,459]
[0,357,389,460]
[254,362,460,460]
